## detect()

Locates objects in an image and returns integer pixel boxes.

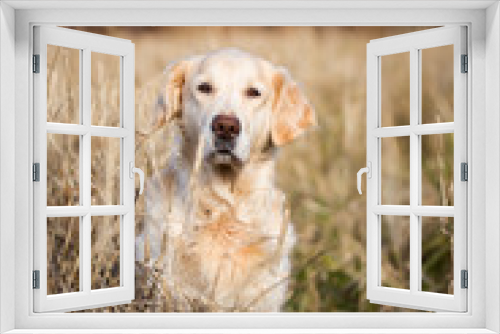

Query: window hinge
[461,270,468,289]
[461,54,468,73]
[33,163,40,182]
[33,54,40,73]
[461,162,468,181]
[33,270,40,289]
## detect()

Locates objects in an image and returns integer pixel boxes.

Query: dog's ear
[270,68,316,146]
[150,60,192,132]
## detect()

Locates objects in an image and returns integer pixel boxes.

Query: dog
[143,48,316,312]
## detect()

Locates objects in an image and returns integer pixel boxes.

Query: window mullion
[82,48,92,295]
[409,47,420,294]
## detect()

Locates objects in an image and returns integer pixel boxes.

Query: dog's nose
[211,114,241,140]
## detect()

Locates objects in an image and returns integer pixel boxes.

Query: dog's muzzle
[210,114,241,165]
[211,114,240,150]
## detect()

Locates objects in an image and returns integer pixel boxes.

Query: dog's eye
[197,82,213,94]
[245,87,261,98]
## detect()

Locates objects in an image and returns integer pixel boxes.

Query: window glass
[47,134,80,206]
[92,216,121,290]
[421,133,454,206]
[421,217,454,294]
[381,136,410,205]
[91,137,121,205]
[91,52,121,127]
[381,216,410,290]
[421,45,454,124]
[47,217,80,295]
[381,52,410,127]
[47,45,80,124]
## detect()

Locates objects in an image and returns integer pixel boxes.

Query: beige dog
[144,49,316,312]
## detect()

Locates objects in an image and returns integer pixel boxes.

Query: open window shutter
[364,26,467,312]
[33,26,137,312]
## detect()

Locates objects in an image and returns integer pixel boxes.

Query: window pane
[47,134,80,206]
[91,137,121,205]
[91,52,121,127]
[381,136,410,205]
[91,216,120,290]
[421,45,454,124]
[421,217,454,294]
[381,215,410,290]
[421,133,454,206]
[47,217,80,295]
[381,52,410,127]
[47,45,80,124]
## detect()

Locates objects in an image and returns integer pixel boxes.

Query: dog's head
[156,49,316,172]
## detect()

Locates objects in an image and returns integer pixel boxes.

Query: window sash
[32,25,136,313]
[366,26,468,312]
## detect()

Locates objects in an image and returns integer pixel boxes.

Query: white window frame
[366,26,468,312]
[0,1,499,333]
[33,26,136,313]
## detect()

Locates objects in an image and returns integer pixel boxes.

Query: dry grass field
[45,26,454,312]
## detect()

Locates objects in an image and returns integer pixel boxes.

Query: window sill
[4,329,497,334]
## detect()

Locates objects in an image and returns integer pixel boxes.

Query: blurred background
[46,26,454,312]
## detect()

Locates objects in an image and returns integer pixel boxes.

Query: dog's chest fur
[166,160,294,311]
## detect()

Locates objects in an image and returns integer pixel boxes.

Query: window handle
[129,161,144,195]
[357,162,372,195]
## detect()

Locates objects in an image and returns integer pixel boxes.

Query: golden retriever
[143,48,316,312]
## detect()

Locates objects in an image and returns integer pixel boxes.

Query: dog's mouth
[211,149,238,164]
[207,149,242,168]
[216,149,232,155]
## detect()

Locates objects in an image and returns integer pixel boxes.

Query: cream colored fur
[141,49,315,312]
